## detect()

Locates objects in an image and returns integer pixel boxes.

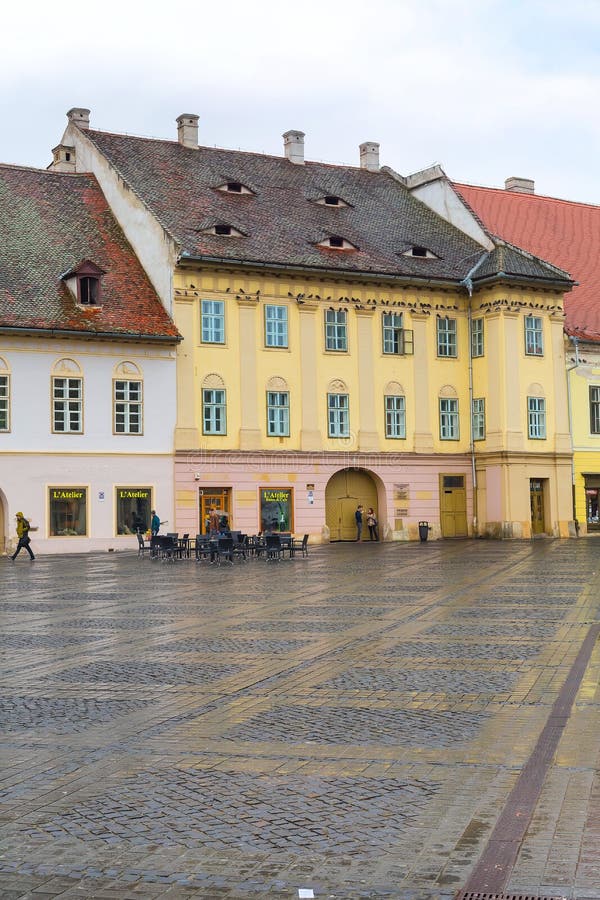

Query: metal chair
[291,534,309,557]
[232,534,248,562]
[137,532,151,557]
[215,537,234,565]
[265,534,283,562]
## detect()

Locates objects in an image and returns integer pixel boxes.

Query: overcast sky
[3,0,600,203]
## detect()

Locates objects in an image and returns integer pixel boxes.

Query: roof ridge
[455,181,600,211]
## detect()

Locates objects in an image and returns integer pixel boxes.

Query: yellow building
[50,109,575,541]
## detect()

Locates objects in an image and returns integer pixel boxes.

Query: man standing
[355,505,364,542]
[11,512,35,561]
[150,510,161,536]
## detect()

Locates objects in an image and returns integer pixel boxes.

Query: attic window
[217,181,253,195]
[79,276,100,305]
[402,245,438,259]
[318,235,357,251]
[204,223,244,237]
[316,195,349,207]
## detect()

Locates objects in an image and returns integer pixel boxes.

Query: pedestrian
[150,509,161,536]
[10,512,35,561]
[366,507,379,541]
[208,506,220,536]
[355,504,364,541]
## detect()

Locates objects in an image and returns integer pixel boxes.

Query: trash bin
[418,521,429,542]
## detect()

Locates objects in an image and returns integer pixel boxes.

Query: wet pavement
[1,539,599,899]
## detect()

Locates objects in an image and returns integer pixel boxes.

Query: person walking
[355,504,364,541]
[150,510,161,536]
[366,507,379,541]
[10,512,35,561]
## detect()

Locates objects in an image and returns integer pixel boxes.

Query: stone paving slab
[1,540,600,898]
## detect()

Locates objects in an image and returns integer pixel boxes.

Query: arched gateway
[325,469,379,541]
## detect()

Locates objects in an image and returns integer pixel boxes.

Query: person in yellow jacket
[10,512,35,561]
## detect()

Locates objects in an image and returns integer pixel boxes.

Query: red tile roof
[0,164,180,342]
[454,183,600,340]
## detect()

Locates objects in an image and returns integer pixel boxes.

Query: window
[318,236,357,250]
[439,398,459,440]
[472,398,485,441]
[0,374,9,431]
[385,395,406,439]
[590,386,600,434]
[116,487,152,535]
[53,377,82,433]
[49,487,87,536]
[114,380,142,434]
[325,309,348,351]
[203,388,227,434]
[437,317,457,357]
[260,488,293,533]
[381,312,413,355]
[265,305,288,348]
[471,317,484,357]
[328,393,350,437]
[79,276,99,305]
[267,391,290,436]
[201,300,225,343]
[316,195,348,207]
[525,315,543,356]
[528,397,546,439]
[217,181,253,194]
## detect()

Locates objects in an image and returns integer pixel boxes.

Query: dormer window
[217,181,253,195]
[61,259,105,307]
[402,245,438,259]
[318,235,357,251]
[316,195,349,208]
[202,223,244,237]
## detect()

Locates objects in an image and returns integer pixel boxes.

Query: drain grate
[457,893,568,900]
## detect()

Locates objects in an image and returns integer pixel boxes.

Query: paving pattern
[1,539,600,898]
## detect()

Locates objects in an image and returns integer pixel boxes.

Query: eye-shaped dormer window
[217,181,254,195]
[316,195,349,208]
[317,235,357,251]
[61,259,105,307]
[402,245,438,259]
[203,223,245,237]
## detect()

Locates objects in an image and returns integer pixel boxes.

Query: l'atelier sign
[51,489,85,500]
[118,489,151,499]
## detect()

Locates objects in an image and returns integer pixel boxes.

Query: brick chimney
[283,130,305,165]
[51,144,76,173]
[67,108,90,130]
[505,176,535,194]
[177,114,199,149]
[359,142,380,171]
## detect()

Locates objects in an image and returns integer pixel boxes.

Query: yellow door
[325,469,378,541]
[440,475,467,538]
[530,480,545,535]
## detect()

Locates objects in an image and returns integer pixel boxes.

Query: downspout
[461,273,478,536]
[566,335,580,532]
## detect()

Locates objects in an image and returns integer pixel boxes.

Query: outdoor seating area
[144,532,309,564]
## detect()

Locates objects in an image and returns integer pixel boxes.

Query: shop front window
[49,487,87,536]
[116,487,152,534]
[260,488,293,533]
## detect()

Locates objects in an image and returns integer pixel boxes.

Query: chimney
[51,144,76,173]
[177,114,199,149]
[359,141,380,172]
[505,176,535,194]
[283,130,305,165]
[67,108,90,130]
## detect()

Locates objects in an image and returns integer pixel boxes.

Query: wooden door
[326,469,378,541]
[199,488,231,535]
[440,475,467,538]
[530,480,545,535]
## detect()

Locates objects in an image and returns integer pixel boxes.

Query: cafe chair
[215,537,234,565]
[291,534,309,558]
[232,534,249,562]
[265,534,283,562]
[137,532,151,557]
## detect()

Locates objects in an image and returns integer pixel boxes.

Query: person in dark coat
[11,512,35,561]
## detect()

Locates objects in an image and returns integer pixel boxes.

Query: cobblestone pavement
[1,539,600,899]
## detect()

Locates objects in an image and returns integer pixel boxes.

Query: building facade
[46,109,575,543]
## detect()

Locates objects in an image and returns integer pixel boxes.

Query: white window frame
[328,393,350,437]
[203,388,227,434]
[472,398,485,441]
[265,305,288,348]
[0,374,9,432]
[590,386,600,434]
[382,312,403,355]
[324,309,348,352]
[385,395,406,439]
[437,317,457,357]
[471,317,484,357]
[528,396,546,439]
[201,299,225,344]
[266,391,290,436]
[114,379,143,435]
[439,397,459,440]
[525,315,544,356]
[53,377,83,433]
